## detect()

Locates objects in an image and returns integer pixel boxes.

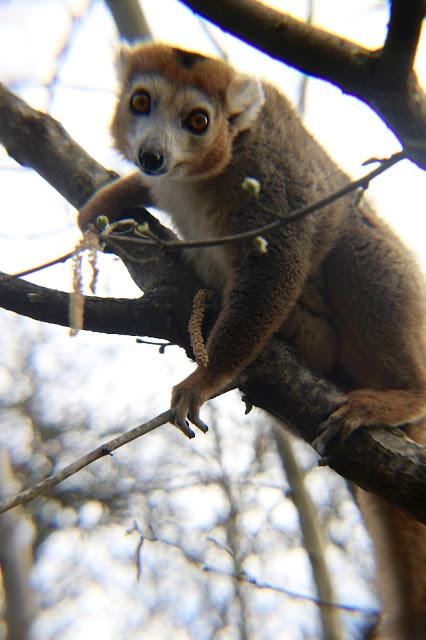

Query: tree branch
[0,272,189,343]
[0,82,116,209]
[104,0,152,43]
[240,345,426,523]
[0,85,425,522]
[0,451,35,638]
[274,430,343,640]
[382,0,425,78]
[0,411,173,514]
[180,0,426,169]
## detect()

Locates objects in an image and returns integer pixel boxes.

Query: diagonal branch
[184,0,370,88]
[0,82,116,208]
[0,410,173,514]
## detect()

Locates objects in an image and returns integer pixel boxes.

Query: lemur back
[78,43,426,639]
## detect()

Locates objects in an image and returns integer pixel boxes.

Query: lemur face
[115,71,225,180]
[111,44,264,182]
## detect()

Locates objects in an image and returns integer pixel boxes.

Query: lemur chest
[150,181,229,289]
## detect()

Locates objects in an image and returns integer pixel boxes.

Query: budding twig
[102,151,405,253]
[0,151,405,283]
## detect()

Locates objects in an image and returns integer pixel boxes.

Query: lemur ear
[226,75,265,133]
[115,44,132,82]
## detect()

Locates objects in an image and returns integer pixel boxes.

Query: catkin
[69,230,102,335]
[188,289,212,367]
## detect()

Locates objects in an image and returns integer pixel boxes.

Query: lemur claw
[312,418,343,457]
[312,401,359,457]
[190,414,209,433]
[171,372,210,436]
[172,410,195,439]
[172,398,209,436]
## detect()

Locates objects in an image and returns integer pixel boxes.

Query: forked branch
[180,0,426,169]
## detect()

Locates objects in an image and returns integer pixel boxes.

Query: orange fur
[117,44,234,100]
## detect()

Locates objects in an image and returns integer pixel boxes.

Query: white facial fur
[118,73,220,178]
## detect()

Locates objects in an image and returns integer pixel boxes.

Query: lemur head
[111,43,265,181]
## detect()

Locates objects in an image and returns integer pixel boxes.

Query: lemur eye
[185,109,209,134]
[130,90,151,115]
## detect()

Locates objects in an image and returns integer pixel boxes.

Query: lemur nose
[138,149,165,175]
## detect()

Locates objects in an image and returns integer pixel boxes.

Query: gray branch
[274,430,343,640]
[104,0,152,43]
[0,451,35,639]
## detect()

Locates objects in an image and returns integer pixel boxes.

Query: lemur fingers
[171,372,210,437]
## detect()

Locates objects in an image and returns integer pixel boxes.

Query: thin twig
[136,338,171,348]
[0,375,241,515]
[202,565,378,615]
[0,152,406,285]
[46,0,95,109]
[102,151,405,253]
[128,525,378,616]
[2,250,78,281]
[0,409,174,514]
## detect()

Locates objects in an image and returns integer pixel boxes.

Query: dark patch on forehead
[172,47,207,70]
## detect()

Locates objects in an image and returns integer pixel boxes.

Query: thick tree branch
[0,272,188,344]
[180,0,426,169]
[0,85,425,522]
[240,345,426,523]
[0,82,115,208]
[383,0,425,77]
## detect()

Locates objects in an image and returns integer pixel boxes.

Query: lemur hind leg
[314,388,426,453]
[315,217,426,453]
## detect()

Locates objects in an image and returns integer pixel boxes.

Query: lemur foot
[171,372,209,437]
[312,393,367,457]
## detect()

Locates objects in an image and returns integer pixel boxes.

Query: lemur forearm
[78,172,153,230]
